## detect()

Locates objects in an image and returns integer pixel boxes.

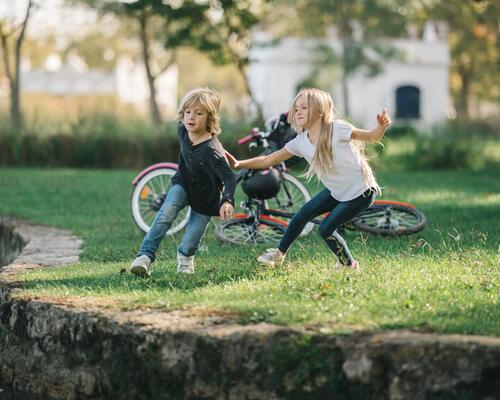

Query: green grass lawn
[0,167,498,336]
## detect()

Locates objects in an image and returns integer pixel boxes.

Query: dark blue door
[396,86,420,119]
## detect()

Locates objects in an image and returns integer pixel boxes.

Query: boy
[130,88,235,277]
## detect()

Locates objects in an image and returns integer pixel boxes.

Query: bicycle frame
[235,199,420,230]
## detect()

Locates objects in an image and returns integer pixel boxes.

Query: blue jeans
[137,184,211,261]
[278,188,376,265]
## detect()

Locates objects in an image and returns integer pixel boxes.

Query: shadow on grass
[379,302,500,337]
[17,254,267,296]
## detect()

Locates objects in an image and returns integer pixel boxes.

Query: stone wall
[0,220,26,268]
[1,291,500,400]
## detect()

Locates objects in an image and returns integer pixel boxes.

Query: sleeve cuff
[220,195,234,208]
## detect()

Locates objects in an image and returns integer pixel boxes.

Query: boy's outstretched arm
[225,148,294,170]
[211,150,236,220]
[351,108,392,143]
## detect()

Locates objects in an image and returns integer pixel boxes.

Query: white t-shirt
[285,120,371,201]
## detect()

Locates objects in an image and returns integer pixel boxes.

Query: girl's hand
[224,150,240,168]
[219,201,234,220]
[376,108,391,128]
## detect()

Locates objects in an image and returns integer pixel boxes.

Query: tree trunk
[341,41,350,117]
[341,72,350,118]
[237,61,264,125]
[10,80,21,131]
[138,13,163,130]
[457,66,471,119]
[0,0,31,132]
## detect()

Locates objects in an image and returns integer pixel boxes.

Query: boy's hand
[377,108,391,128]
[219,201,234,220]
[224,150,240,169]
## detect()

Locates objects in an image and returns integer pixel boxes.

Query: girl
[130,88,236,277]
[226,88,391,269]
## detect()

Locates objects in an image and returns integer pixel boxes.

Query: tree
[0,0,33,131]
[78,0,268,124]
[153,0,268,123]
[76,0,194,129]
[425,0,500,118]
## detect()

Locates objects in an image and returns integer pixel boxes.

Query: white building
[20,55,178,116]
[248,23,450,128]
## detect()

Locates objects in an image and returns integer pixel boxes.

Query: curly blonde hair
[176,88,221,136]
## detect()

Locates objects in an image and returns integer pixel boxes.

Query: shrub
[384,123,420,138]
[0,120,180,169]
[0,112,256,169]
[408,123,487,170]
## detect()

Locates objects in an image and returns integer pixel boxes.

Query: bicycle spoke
[356,208,421,231]
[396,218,417,227]
[142,209,156,224]
[222,222,254,244]
[139,202,153,213]
[359,210,387,218]
[230,226,253,242]
[255,227,282,243]
[218,218,285,245]
[149,178,162,196]
[158,174,168,191]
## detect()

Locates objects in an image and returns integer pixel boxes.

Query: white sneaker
[334,260,359,270]
[257,248,285,266]
[130,255,152,277]
[177,252,195,274]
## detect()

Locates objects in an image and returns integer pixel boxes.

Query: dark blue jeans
[278,188,376,265]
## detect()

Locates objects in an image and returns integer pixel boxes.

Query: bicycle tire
[131,167,190,234]
[351,202,426,236]
[215,215,287,245]
[265,172,314,236]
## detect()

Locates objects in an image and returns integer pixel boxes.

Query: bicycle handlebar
[238,134,254,145]
[237,127,264,145]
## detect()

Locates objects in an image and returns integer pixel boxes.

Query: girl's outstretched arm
[225,148,294,169]
[352,108,392,143]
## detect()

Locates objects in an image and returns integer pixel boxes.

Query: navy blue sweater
[171,123,236,216]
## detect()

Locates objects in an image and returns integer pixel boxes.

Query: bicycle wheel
[265,172,314,236]
[215,215,287,245]
[131,167,190,234]
[351,202,426,236]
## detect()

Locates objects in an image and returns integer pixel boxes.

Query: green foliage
[0,112,255,168]
[363,121,499,172]
[420,1,500,116]
[384,123,420,138]
[160,0,266,66]
[0,115,178,168]
[407,123,492,170]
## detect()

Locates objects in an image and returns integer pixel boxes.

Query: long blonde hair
[289,88,380,193]
[176,88,221,136]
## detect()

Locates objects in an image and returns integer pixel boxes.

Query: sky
[0,0,98,37]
